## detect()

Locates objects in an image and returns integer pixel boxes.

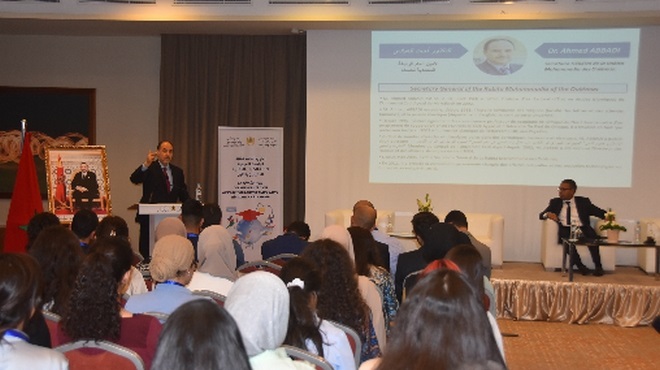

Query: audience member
[71,208,99,254]
[58,237,162,369]
[444,245,504,359]
[201,203,245,267]
[539,179,607,276]
[0,253,68,369]
[302,239,381,363]
[126,235,203,316]
[280,257,356,370]
[225,271,314,370]
[154,216,187,241]
[366,270,507,370]
[351,206,390,272]
[393,211,438,302]
[187,225,237,296]
[349,226,398,336]
[180,199,204,259]
[95,216,148,298]
[352,200,405,276]
[29,226,83,315]
[151,299,251,370]
[26,212,60,251]
[445,209,492,278]
[261,221,311,260]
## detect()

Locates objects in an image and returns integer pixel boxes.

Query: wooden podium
[138,203,182,255]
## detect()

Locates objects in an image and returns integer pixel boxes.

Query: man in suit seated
[539,179,607,276]
[71,162,99,210]
[260,221,310,260]
[476,38,523,76]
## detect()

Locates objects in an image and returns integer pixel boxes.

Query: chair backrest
[192,289,226,306]
[143,311,170,323]
[42,309,62,347]
[265,253,299,266]
[236,260,282,275]
[55,340,145,370]
[326,320,361,368]
[402,269,423,301]
[281,345,333,370]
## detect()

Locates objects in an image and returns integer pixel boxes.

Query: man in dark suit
[539,179,607,276]
[351,205,390,272]
[130,140,189,261]
[71,162,99,210]
[476,38,523,76]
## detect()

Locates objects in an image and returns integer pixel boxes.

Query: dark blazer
[71,171,99,197]
[261,233,308,260]
[540,196,606,240]
[477,61,522,75]
[130,162,189,204]
[394,249,426,303]
[374,240,390,273]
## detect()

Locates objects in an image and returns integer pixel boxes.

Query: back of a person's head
[348,226,381,276]
[445,244,486,295]
[63,237,133,341]
[352,205,377,230]
[95,215,130,239]
[379,269,505,370]
[279,257,324,356]
[152,300,251,370]
[286,221,311,240]
[181,199,203,228]
[0,253,42,333]
[150,235,195,282]
[420,222,472,262]
[411,211,440,239]
[445,210,469,229]
[28,225,83,314]
[71,209,99,239]
[26,212,60,250]
[201,203,222,228]
[155,217,187,241]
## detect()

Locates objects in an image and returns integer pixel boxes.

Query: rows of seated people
[0,202,506,370]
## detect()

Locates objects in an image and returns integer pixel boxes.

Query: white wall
[0,35,161,248]
[306,28,660,264]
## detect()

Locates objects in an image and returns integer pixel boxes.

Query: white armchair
[540,218,616,271]
[638,218,659,274]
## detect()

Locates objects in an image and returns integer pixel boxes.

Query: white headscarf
[154,217,187,241]
[225,271,290,357]
[197,225,237,280]
[320,225,355,262]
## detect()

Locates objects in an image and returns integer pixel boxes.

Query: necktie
[565,201,572,226]
[499,66,510,75]
[162,167,171,193]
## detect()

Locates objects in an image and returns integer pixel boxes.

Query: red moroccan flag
[3,132,43,253]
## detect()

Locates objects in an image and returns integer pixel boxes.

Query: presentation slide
[370,29,640,187]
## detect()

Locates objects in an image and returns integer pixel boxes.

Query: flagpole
[20,119,26,151]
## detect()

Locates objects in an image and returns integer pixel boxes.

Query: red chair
[266,253,299,267]
[326,320,361,368]
[236,260,282,275]
[55,340,145,370]
[42,309,63,348]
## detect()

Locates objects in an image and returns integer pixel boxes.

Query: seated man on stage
[539,179,607,276]
[71,162,99,210]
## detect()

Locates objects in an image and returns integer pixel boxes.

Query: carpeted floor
[498,318,660,370]
[493,262,660,369]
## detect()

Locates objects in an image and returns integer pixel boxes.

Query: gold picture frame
[45,146,111,223]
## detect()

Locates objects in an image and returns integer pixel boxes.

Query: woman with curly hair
[28,225,83,315]
[301,239,381,363]
[280,257,356,370]
[349,226,398,336]
[58,237,162,369]
[0,253,68,369]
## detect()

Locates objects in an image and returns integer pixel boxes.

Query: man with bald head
[352,200,405,276]
[351,205,390,272]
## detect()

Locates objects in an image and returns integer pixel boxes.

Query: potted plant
[599,209,627,243]
[416,193,433,212]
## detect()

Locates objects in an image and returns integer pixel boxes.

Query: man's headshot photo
[474,37,526,76]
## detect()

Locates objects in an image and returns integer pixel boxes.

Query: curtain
[159,34,306,224]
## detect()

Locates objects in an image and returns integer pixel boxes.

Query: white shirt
[0,334,69,370]
[306,320,356,370]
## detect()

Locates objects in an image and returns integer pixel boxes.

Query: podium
[138,203,182,255]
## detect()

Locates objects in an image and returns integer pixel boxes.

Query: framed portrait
[45,146,111,223]
[0,86,95,198]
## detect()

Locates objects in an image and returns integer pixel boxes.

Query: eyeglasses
[557,187,572,191]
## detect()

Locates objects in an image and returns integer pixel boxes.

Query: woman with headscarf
[225,271,314,370]
[319,225,387,351]
[125,235,204,316]
[187,225,237,296]
[154,217,187,241]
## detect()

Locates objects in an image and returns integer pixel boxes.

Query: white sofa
[324,209,505,267]
[638,218,659,274]
[540,218,616,272]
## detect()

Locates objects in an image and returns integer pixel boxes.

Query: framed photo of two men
[45,146,112,223]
